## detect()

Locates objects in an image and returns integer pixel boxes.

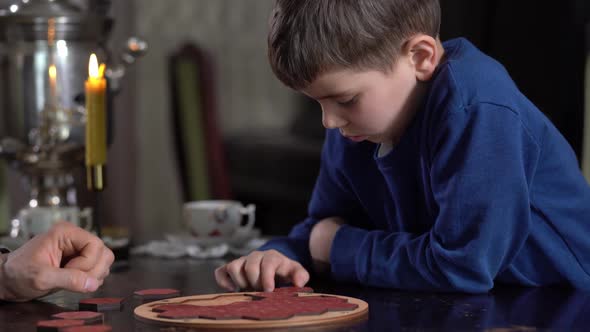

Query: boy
[215,0,590,293]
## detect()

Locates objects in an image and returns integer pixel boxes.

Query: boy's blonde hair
[268,0,441,90]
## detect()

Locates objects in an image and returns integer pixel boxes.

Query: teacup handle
[79,207,93,231]
[238,204,256,231]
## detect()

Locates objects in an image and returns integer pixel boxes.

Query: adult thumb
[45,267,100,293]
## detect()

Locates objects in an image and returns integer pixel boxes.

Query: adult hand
[0,221,114,302]
[215,249,309,292]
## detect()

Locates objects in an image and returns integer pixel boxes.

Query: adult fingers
[214,265,236,291]
[40,267,101,293]
[51,222,104,271]
[99,247,115,279]
[81,246,114,281]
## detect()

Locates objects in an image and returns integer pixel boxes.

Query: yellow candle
[48,64,57,106]
[85,53,107,190]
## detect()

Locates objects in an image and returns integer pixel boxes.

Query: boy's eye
[337,96,357,107]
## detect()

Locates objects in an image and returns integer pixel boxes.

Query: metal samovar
[0,0,146,240]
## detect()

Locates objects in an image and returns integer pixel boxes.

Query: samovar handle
[105,37,148,94]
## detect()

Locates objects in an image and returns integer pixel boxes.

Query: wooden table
[1,256,589,331]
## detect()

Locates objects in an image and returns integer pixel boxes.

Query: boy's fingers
[215,266,237,291]
[275,261,309,287]
[41,267,101,293]
[293,269,310,287]
[260,255,283,292]
[225,259,249,290]
[244,253,263,290]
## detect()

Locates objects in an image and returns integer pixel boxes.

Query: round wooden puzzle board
[134,291,369,329]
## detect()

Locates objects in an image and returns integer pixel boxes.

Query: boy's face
[301,57,422,144]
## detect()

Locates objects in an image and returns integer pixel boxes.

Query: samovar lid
[0,0,112,41]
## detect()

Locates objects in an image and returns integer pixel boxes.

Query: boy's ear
[403,35,440,82]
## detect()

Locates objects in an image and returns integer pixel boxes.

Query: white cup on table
[11,206,93,239]
[183,200,256,241]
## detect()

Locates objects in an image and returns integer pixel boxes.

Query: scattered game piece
[134,288,180,300]
[36,319,84,332]
[51,311,104,324]
[60,326,113,332]
[79,298,125,312]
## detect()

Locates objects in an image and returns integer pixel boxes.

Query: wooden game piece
[136,288,369,328]
[198,308,245,320]
[157,308,207,320]
[60,326,113,332]
[79,298,125,312]
[134,288,180,300]
[154,295,353,321]
[36,319,84,332]
[272,286,314,293]
[241,311,294,321]
[51,311,104,324]
[152,304,201,313]
[251,286,314,299]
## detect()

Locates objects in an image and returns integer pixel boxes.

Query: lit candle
[48,64,57,106]
[85,53,107,191]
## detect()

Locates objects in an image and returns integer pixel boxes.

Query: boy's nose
[322,109,347,129]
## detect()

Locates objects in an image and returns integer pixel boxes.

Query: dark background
[440,0,589,159]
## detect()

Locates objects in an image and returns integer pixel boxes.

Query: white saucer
[166,228,262,247]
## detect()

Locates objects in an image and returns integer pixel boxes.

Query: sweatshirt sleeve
[330,104,541,292]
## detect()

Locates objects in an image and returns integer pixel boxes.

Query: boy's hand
[309,217,344,274]
[0,221,114,302]
[215,250,309,292]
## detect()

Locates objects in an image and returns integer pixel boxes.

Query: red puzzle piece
[51,311,104,324]
[134,288,180,300]
[60,326,113,332]
[36,319,84,332]
[79,298,125,312]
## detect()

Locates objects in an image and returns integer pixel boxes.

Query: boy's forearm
[309,217,344,274]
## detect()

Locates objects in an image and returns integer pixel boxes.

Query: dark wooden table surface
[1,256,589,331]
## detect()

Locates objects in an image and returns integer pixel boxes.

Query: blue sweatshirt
[259,38,590,292]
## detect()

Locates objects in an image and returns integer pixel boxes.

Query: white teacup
[183,200,255,239]
[11,206,93,239]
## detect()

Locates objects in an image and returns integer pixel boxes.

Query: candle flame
[98,63,106,78]
[89,53,99,78]
[48,65,56,80]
